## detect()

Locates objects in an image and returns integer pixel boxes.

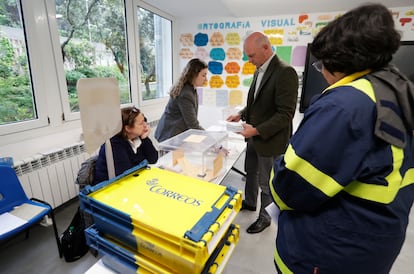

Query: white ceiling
[144,0,413,19]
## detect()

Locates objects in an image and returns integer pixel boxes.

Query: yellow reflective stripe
[284,144,343,197]
[402,168,414,188]
[269,169,292,210]
[344,146,403,203]
[343,78,376,102]
[274,248,293,274]
[324,69,371,92]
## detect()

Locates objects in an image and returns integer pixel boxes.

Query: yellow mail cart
[79,160,242,273]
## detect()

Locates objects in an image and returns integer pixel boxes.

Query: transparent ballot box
[79,161,242,274]
[157,129,228,181]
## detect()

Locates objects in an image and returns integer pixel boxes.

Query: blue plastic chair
[0,165,62,257]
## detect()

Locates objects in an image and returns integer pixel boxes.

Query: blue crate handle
[80,159,149,195]
[184,185,238,242]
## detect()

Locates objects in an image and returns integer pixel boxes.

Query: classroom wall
[2,5,414,164]
[175,6,414,130]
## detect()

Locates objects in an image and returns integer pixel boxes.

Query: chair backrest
[0,165,29,213]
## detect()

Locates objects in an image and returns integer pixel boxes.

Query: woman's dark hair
[118,106,142,139]
[311,3,401,75]
[170,58,208,99]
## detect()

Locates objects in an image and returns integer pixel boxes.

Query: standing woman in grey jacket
[155,58,208,142]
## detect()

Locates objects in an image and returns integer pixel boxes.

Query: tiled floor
[1,164,413,274]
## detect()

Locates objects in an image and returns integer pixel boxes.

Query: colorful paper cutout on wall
[225,62,240,74]
[269,36,283,45]
[317,14,332,21]
[208,61,224,75]
[194,32,209,46]
[210,48,226,61]
[210,32,225,46]
[209,75,224,88]
[243,77,254,87]
[242,62,256,75]
[298,14,309,24]
[216,89,229,107]
[226,48,242,60]
[276,46,292,64]
[226,32,241,45]
[180,33,193,46]
[315,22,329,29]
[229,90,243,106]
[242,52,248,61]
[291,45,307,67]
[179,48,193,59]
[203,89,216,105]
[225,75,240,88]
[195,47,209,60]
[264,29,284,35]
[400,17,412,26]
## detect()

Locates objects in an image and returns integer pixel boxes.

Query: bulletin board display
[176,6,414,109]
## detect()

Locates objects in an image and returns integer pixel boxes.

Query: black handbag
[60,207,89,262]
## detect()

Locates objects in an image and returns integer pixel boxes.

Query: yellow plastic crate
[80,162,242,274]
[85,224,240,274]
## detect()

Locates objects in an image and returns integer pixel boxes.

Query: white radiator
[13,143,91,208]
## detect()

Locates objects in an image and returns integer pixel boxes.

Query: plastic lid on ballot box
[157,129,228,153]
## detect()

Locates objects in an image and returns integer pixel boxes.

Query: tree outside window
[0,0,35,125]
[138,6,172,101]
[55,0,130,112]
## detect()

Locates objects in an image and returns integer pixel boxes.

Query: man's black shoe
[246,218,271,234]
[241,200,256,211]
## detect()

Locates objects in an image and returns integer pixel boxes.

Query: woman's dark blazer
[155,83,203,142]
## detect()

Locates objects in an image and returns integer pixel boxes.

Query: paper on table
[0,212,27,236]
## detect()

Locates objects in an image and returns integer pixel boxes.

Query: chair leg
[31,198,63,258]
[49,208,63,258]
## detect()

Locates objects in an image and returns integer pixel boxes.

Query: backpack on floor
[60,207,89,262]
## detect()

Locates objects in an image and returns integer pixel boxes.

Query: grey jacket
[155,83,203,142]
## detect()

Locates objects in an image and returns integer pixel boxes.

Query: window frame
[0,0,175,139]
[0,0,51,135]
[133,0,174,107]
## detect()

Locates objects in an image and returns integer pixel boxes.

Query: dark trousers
[244,138,275,221]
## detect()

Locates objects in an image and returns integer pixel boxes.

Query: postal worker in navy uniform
[270,4,414,273]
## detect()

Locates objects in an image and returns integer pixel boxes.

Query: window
[0,0,36,125]
[54,0,130,114]
[0,0,174,139]
[137,5,172,101]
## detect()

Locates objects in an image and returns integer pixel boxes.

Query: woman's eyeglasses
[312,60,323,73]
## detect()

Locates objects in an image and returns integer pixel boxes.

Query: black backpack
[60,207,89,262]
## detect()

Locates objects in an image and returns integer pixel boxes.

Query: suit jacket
[155,83,203,142]
[240,55,298,156]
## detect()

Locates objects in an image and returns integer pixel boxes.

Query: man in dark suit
[227,32,298,233]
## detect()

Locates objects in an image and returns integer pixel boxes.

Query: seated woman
[154,58,208,142]
[94,106,158,184]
